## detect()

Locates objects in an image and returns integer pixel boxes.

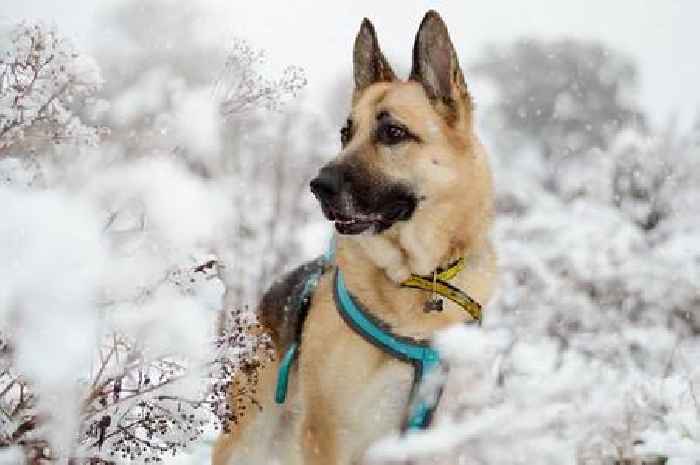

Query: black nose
[310,166,343,201]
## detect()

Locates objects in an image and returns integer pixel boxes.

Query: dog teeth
[335,218,381,226]
[335,215,381,226]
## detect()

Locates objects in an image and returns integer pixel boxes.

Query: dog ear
[353,18,396,98]
[410,11,471,122]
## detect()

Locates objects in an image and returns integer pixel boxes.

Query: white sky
[4,0,699,130]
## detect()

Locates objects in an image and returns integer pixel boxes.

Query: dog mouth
[309,162,419,235]
[330,213,380,235]
[323,200,416,235]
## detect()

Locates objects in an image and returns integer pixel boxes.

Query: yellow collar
[400,257,482,323]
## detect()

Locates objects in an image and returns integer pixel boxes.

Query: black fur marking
[258,257,328,355]
[315,160,418,233]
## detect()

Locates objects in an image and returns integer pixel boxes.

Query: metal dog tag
[424,298,443,313]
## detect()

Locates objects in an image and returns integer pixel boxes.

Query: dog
[212,10,496,465]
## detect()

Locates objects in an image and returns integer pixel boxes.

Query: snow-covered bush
[0,14,321,464]
[0,21,105,154]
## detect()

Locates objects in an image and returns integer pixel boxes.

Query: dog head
[310,11,492,268]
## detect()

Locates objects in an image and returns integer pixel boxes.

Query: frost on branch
[0,21,105,154]
[0,334,38,460]
[215,39,307,117]
[76,308,273,464]
[0,289,273,464]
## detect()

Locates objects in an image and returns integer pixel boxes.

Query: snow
[0,16,316,464]
[0,7,698,465]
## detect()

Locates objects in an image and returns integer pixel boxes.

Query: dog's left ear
[410,11,471,123]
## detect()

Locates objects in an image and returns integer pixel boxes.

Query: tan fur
[214,12,496,465]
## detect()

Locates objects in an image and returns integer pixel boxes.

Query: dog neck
[334,232,495,338]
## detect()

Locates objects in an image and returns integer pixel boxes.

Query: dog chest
[304,323,415,448]
[343,357,413,425]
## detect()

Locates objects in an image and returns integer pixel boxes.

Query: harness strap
[274,342,298,404]
[274,264,325,405]
[334,269,444,431]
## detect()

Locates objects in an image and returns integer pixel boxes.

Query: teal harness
[333,269,443,430]
[273,242,445,431]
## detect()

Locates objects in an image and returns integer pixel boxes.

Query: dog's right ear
[353,18,396,99]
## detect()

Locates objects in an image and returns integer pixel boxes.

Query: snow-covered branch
[0,21,105,154]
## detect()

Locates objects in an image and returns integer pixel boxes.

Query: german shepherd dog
[213,10,496,465]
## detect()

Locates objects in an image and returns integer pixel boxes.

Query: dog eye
[340,119,353,146]
[377,123,409,145]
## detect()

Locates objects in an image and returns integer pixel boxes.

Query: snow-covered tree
[0,21,104,155]
[471,39,646,164]
[93,0,320,310]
